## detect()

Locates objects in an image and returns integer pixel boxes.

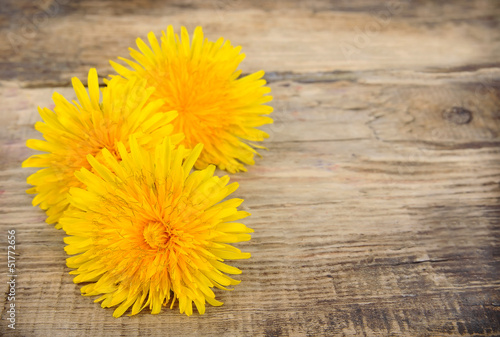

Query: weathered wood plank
[1,0,499,86]
[1,73,499,336]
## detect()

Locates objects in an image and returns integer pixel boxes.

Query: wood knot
[442,106,472,125]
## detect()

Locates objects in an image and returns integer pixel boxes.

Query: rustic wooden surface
[1,0,500,336]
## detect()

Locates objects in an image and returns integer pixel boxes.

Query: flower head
[110,25,273,173]
[22,68,180,227]
[61,137,253,317]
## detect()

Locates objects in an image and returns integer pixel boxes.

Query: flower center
[142,222,169,249]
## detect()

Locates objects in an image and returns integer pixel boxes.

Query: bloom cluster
[23,26,272,317]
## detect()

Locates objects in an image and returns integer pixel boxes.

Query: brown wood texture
[1,0,500,336]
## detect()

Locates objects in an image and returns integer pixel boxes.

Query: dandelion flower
[22,68,180,227]
[61,137,253,317]
[110,25,273,173]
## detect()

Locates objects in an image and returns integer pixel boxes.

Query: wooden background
[1,0,499,336]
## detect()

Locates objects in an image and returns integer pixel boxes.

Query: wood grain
[1,0,499,336]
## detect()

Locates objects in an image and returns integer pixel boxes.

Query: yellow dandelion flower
[22,68,181,227]
[61,137,253,317]
[110,25,273,173]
